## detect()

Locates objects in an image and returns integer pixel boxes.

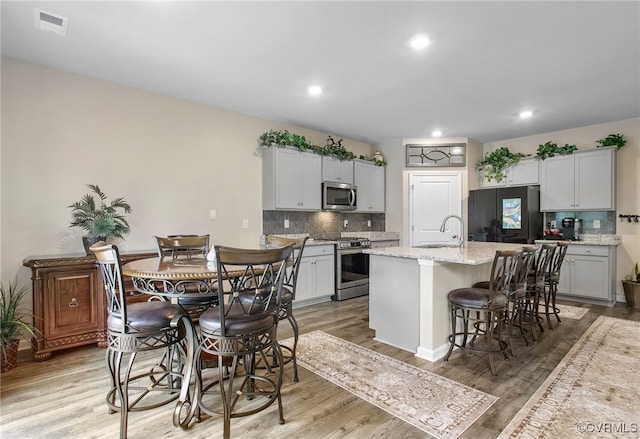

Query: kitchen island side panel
[369,255,420,352]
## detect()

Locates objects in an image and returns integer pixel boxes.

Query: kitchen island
[365,241,525,362]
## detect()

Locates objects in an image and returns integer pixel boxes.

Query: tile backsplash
[544,211,617,235]
[263,210,385,239]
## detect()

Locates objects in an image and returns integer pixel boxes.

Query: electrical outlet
[209,209,217,220]
[367,220,371,228]
[284,219,290,228]
[550,220,557,228]
[242,219,249,228]
[344,219,348,228]
[593,219,600,229]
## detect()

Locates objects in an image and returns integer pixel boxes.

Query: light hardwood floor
[1,297,638,439]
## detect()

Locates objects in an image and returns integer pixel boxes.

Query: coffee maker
[561,218,582,240]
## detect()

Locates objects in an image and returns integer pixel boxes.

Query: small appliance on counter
[561,218,582,241]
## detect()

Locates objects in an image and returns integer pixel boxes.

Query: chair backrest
[549,241,570,276]
[532,244,556,287]
[90,241,128,333]
[512,246,536,295]
[265,235,309,298]
[488,249,521,294]
[214,244,294,337]
[155,235,210,260]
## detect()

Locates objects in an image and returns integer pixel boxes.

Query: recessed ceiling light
[432,130,442,137]
[409,34,431,50]
[519,110,533,119]
[308,85,322,96]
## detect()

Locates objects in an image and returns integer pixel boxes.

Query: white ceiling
[2,1,639,145]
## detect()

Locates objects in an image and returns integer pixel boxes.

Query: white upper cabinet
[540,148,615,211]
[262,146,322,210]
[322,156,354,184]
[480,157,539,188]
[354,160,385,212]
[506,157,539,186]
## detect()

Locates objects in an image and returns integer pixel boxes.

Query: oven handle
[338,248,367,255]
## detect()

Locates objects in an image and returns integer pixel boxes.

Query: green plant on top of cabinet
[534,141,578,160]
[539,148,615,211]
[476,147,528,183]
[262,145,322,211]
[596,133,627,149]
[354,160,385,212]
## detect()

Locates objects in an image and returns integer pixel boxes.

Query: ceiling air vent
[34,8,68,36]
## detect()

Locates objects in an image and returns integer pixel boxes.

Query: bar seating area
[444,242,570,375]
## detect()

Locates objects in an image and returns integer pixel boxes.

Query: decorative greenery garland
[534,141,578,160]
[596,133,627,149]
[476,147,528,182]
[259,129,386,165]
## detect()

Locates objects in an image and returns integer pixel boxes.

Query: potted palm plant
[622,262,640,309]
[68,184,132,254]
[1,281,37,372]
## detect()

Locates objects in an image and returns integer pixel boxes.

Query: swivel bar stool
[91,242,197,439]
[543,241,569,329]
[444,249,520,375]
[525,243,556,338]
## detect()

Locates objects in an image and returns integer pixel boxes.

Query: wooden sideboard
[23,251,156,361]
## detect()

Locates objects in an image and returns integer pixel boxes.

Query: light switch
[242,219,249,228]
[367,220,371,228]
[209,209,217,220]
[284,219,290,228]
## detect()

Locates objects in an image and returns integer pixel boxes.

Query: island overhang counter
[364,241,526,362]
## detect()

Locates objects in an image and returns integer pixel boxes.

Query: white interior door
[409,172,462,246]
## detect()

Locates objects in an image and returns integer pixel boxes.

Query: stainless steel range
[332,237,370,301]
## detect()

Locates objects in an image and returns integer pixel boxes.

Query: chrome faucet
[440,214,465,248]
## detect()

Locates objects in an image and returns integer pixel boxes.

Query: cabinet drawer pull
[69,298,79,308]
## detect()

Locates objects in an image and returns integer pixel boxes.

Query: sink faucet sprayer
[440,214,465,248]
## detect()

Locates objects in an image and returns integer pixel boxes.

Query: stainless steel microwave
[322,182,357,211]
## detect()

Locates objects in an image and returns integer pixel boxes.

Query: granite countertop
[535,234,621,246]
[365,241,526,265]
[341,231,400,241]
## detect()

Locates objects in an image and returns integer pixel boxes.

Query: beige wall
[0,57,372,287]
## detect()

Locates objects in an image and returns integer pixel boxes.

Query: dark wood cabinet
[23,251,156,361]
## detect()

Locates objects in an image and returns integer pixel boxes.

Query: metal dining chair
[265,235,308,382]
[194,244,293,439]
[90,242,197,439]
[154,234,216,320]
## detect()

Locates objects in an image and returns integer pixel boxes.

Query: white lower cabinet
[557,245,616,304]
[294,244,335,306]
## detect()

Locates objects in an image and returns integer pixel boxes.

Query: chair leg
[173,316,199,429]
[444,305,458,361]
[286,311,300,383]
[551,283,561,324]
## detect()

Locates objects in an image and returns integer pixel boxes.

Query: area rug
[282,330,498,439]
[498,316,640,438]
[538,303,589,320]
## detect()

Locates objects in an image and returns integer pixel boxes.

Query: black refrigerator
[468,185,542,244]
